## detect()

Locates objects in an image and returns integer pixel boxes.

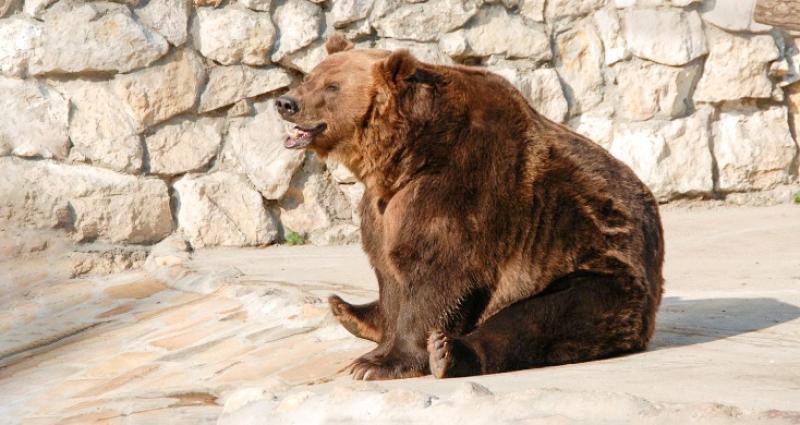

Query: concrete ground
[1,204,799,424]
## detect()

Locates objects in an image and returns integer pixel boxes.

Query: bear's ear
[380,50,439,87]
[381,50,419,84]
[325,34,354,54]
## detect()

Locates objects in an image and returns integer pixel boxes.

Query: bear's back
[439,62,663,301]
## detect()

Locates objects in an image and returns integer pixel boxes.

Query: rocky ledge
[1,204,799,424]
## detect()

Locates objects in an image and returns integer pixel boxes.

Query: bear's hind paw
[328,295,383,342]
[427,330,455,379]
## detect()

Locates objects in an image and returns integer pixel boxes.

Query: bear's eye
[325,83,340,93]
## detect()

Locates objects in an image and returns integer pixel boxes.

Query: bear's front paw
[346,348,426,381]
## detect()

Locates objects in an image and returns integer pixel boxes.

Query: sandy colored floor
[1,204,799,424]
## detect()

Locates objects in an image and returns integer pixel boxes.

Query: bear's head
[276,34,444,178]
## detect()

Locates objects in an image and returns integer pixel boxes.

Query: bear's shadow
[649,296,800,350]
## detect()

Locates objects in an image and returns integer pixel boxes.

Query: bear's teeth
[284,126,313,149]
[289,126,309,138]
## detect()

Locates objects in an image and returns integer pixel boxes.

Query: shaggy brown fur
[276,35,664,380]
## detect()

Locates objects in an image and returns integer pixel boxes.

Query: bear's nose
[275,96,300,117]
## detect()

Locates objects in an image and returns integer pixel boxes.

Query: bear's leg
[347,285,489,380]
[345,295,432,380]
[428,273,652,378]
[328,295,384,343]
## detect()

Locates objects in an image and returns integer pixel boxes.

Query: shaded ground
[1,205,799,424]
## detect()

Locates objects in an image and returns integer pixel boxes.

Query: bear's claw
[427,330,453,379]
[346,353,425,381]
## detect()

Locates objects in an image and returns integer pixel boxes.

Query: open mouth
[284,123,327,149]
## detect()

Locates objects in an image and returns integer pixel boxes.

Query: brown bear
[276,35,664,380]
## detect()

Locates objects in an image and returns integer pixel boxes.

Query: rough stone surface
[569,114,614,149]
[134,0,191,46]
[622,9,707,66]
[694,26,780,103]
[438,31,469,58]
[191,4,276,65]
[0,76,70,160]
[200,65,293,113]
[29,3,169,75]
[308,223,361,245]
[555,19,605,115]
[713,106,798,192]
[700,0,772,33]
[327,159,358,184]
[341,182,365,224]
[615,0,701,6]
[228,103,306,200]
[0,0,19,17]
[279,40,328,74]
[271,0,323,62]
[279,156,352,240]
[0,228,59,261]
[789,82,800,151]
[0,0,799,250]
[23,0,56,17]
[145,117,223,176]
[330,0,374,28]
[373,0,477,42]
[461,5,551,61]
[54,79,144,174]
[240,0,271,11]
[174,172,279,247]
[0,157,172,243]
[593,5,628,65]
[545,0,606,22]
[528,68,569,122]
[519,0,545,22]
[339,17,372,39]
[611,59,701,121]
[609,108,714,200]
[112,49,207,128]
[0,16,42,77]
[228,98,255,117]
[773,36,800,88]
[374,39,453,65]
[68,245,149,277]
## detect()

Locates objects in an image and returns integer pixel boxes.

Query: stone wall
[1,0,799,248]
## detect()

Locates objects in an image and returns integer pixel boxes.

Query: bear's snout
[276,95,300,118]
